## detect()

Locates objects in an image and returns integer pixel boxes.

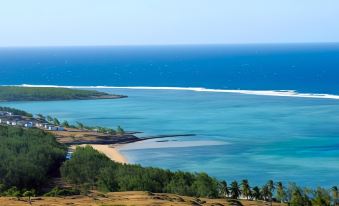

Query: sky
[0,0,338,47]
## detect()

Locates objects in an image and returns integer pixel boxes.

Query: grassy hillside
[0,191,286,206]
[0,86,125,101]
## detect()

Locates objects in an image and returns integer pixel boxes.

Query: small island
[0,86,127,101]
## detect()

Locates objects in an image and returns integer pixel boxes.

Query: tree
[332,186,339,206]
[14,190,21,201]
[0,183,6,194]
[46,115,53,123]
[116,126,125,135]
[230,181,241,199]
[23,190,35,205]
[61,146,111,188]
[97,166,118,192]
[76,121,84,129]
[218,180,229,198]
[266,180,275,206]
[165,171,195,196]
[191,173,218,198]
[36,114,45,120]
[276,181,286,203]
[62,120,70,127]
[241,179,251,200]
[312,187,331,206]
[288,186,312,206]
[261,185,271,202]
[252,186,261,200]
[290,188,305,206]
[0,125,66,193]
[108,128,116,135]
[53,118,60,126]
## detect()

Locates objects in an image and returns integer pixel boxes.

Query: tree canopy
[0,125,67,193]
[61,146,219,198]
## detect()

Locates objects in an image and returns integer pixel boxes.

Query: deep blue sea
[1,43,339,94]
[1,44,339,187]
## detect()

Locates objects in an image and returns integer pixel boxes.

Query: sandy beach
[71,144,128,164]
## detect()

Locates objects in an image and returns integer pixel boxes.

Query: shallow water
[2,88,339,187]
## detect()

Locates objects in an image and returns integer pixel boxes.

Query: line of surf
[9,84,339,100]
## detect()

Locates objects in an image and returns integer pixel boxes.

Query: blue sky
[0,0,338,46]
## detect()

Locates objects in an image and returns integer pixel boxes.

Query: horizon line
[1,42,339,49]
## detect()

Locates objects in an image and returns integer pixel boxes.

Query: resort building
[45,124,65,131]
[0,111,64,131]
[0,111,13,116]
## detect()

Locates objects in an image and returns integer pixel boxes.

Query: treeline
[219,180,338,206]
[0,106,33,117]
[0,125,67,195]
[61,146,339,206]
[0,86,119,101]
[61,146,219,197]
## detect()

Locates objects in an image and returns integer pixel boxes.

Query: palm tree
[312,187,331,206]
[76,121,84,129]
[276,181,286,203]
[46,115,53,123]
[53,117,60,125]
[332,186,338,206]
[267,180,275,206]
[241,179,251,200]
[230,181,241,199]
[261,185,271,202]
[36,114,45,120]
[252,186,261,200]
[218,180,230,198]
[62,120,70,127]
[116,125,125,135]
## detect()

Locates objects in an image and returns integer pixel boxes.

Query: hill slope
[0,191,285,206]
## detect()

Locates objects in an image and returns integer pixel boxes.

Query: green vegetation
[116,125,125,135]
[44,187,80,197]
[61,146,339,205]
[0,106,33,117]
[0,125,67,195]
[73,121,123,135]
[61,146,219,198]
[0,86,121,101]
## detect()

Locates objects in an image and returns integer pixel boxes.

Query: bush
[44,187,80,197]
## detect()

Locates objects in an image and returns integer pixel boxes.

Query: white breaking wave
[9,84,339,100]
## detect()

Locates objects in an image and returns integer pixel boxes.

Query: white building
[0,111,13,116]
[6,121,17,126]
[24,122,34,128]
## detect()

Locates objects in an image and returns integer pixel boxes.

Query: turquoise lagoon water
[1,88,339,187]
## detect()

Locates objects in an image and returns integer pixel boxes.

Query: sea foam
[12,84,339,100]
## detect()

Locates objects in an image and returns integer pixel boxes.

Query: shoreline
[71,144,128,164]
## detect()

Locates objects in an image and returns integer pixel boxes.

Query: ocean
[1,44,339,187]
[1,43,339,94]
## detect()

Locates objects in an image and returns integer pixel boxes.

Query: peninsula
[0,86,126,101]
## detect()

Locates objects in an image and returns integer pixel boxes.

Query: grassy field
[0,191,286,206]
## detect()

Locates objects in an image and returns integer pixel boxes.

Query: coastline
[71,144,128,164]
